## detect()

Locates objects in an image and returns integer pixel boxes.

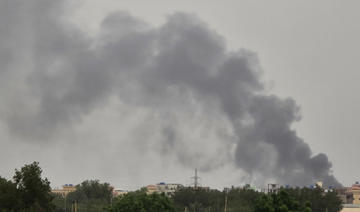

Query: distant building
[146,182,183,196]
[267,183,280,194]
[316,181,323,188]
[336,181,360,209]
[52,184,76,196]
[113,189,128,197]
[344,182,360,204]
[146,184,158,194]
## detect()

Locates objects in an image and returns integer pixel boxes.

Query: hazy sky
[1,0,359,190]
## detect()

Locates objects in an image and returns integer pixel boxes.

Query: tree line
[0,162,343,212]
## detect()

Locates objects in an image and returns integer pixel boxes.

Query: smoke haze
[0,0,340,188]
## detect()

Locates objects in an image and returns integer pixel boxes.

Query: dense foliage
[108,189,175,212]
[0,163,344,212]
[0,176,20,211]
[172,187,225,211]
[172,187,262,212]
[0,162,54,211]
[172,187,342,212]
[255,190,311,212]
[284,187,343,212]
[53,180,113,212]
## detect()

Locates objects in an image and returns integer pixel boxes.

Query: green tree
[285,187,342,212]
[226,188,261,212]
[66,180,113,212]
[51,193,66,212]
[0,176,21,211]
[172,187,225,212]
[13,161,54,211]
[322,191,342,212]
[254,195,274,212]
[109,190,175,212]
[254,190,317,212]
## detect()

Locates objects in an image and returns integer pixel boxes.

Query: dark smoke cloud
[0,0,340,187]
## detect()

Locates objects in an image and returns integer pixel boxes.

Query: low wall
[342,204,360,212]
[342,209,360,212]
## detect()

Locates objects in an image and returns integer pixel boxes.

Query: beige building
[52,184,76,196]
[337,182,360,212]
[146,184,158,194]
[338,182,360,204]
[146,182,182,196]
[349,183,360,204]
[113,189,128,197]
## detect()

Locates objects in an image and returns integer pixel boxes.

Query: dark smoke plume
[0,0,340,187]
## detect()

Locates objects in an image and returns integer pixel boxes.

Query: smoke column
[0,0,340,187]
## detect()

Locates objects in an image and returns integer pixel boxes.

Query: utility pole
[191,169,200,189]
[195,169,198,189]
[224,194,228,212]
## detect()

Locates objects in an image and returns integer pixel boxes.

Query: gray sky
[1,0,359,190]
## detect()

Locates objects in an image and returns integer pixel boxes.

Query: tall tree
[0,176,21,211]
[66,179,113,212]
[13,161,54,211]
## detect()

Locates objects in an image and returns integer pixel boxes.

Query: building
[343,182,360,204]
[52,184,76,196]
[267,183,280,194]
[337,182,360,205]
[113,189,128,197]
[146,182,183,196]
[146,184,158,194]
[335,182,360,212]
[316,181,323,188]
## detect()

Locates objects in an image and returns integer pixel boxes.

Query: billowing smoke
[0,0,340,187]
